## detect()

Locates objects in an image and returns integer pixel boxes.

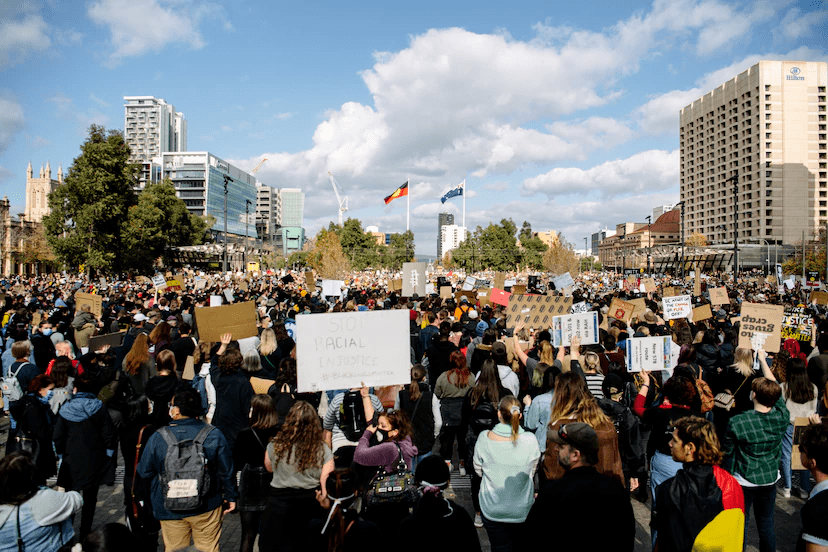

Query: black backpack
[158,425,214,512]
[338,391,367,442]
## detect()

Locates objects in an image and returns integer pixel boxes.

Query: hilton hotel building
[680,61,827,246]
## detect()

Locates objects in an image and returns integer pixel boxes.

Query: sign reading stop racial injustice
[296,310,410,392]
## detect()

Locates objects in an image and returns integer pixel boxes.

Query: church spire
[27,161,32,179]
[45,161,51,179]
[58,164,63,183]
[39,164,44,178]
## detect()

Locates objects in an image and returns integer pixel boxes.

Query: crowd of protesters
[0,268,827,551]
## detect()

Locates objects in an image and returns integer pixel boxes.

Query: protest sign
[322,280,345,297]
[461,276,476,291]
[239,280,249,292]
[552,312,599,347]
[551,272,575,290]
[511,284,527,295]
[506,295,572,327]
[152,274,167,289]
[388,279,402,293]
[629,298,648,320]
[305,272,316,293]
[738,302,784,353]
[223,289,234,303]
[608,298,635,323]
[626,336,676,373]
[31,312,41,327]
[195,301,258,344]
[710,287,729,306]
[807,271,820,287]
[693,272,702,297]
[75,292,102,317]
[792,417,812,470]
[641,278,656,292]
[209,295,223,307]
[402,262,427,296]
[812,291,828,306]
[493,272,506,291]
[662,295,692,321]
[88,331,125,352]
[439,286,452,299]
[296,310,410,392]
[489,288,510,307]
[195,279,207,291]
[662,286,679,297]
[692,304,713,322]
[477,287,491,307]
[165,279,182,291]
[425,283,435,295]
[504,278,517,290]
[570,302,589,314]
[782,306,814,343]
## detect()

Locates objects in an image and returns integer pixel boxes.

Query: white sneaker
[474,513,483,528]
[781,487,791,498]
[459,464,467,477]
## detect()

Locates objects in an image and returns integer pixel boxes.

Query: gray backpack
[158,425,214,512]
[0,363,30,403]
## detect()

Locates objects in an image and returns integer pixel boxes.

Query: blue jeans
[742,484,776,552]
[481,515,525,552]
[780,423,814,493]
[411,451,431,473]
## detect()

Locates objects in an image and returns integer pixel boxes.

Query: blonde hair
[732,347,753,377]
[498,396,522,442]
[550,372,611,429]
[672,416,723,465]
[583,352,601,373]
[259,328,277,356]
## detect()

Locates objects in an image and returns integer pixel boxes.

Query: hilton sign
[786,67,804,81]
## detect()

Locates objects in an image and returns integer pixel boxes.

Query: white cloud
[522,150,679,198]
[775,7,828,41]
[89,93,109,107]
[0,14,50,69]
[88,0,230,66]
[0,96,25,155]
[274,112,292,120]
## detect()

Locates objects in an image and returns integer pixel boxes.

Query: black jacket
[398,383,436,453]
[10,394,56,481]
[210,368,254,452]
[598,397,646,478]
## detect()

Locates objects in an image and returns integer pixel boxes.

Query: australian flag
[440,182,464,204]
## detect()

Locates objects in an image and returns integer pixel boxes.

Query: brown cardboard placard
[239,280,249,292]
[738,302,784,353]
[812,291,828,306]
[505,295,572,327]
[792,417,811,470]
[439,286,453,299]
[195,301,258,343]
[608,298,636,323]
[692,304,713,322]
[75,291,102,317]
[477,287,491,307]
[662,286,678,297]
[305,271,316,293]
[493,272,506,291]
[88,331,125,351]
[389,279,403,293]
[693,270,702,297]
[628,298,648,320]
[31,312,42,327]
[641,278,656,293]
[511,284,527,296]
[710,287,729,305]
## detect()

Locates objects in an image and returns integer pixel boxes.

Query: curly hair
[271,401,325,472]
[664,375,697,407]
[672,416,723,465]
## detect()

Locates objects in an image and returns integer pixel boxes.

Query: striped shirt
[584,373,605,400]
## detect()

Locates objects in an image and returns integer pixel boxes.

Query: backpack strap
[158,426,178,448]
[394,442,406,471]
[193,424,214,446]
[10,362,31,378]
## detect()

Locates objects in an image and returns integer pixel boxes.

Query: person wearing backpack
[137,387,238,552]
[3,340,41,451]
[322,386,383,466]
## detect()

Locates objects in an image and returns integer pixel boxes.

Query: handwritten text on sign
[662,295,692,321]
[738,302,784,353]
[296,310,410,392]
[552,312,599,347]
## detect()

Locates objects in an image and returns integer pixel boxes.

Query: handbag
[238,430,270,512]
[15,435,39,463]
[126,426,160,535]
[363,443,421,509]
[714,375,750,412]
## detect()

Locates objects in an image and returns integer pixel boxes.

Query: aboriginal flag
[384,181,409,204]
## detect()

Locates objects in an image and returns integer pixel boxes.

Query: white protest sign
[552,312,599,347]
[570,302,589,314]
[210,295,223,307]
[296,310,410,392]
[626,336,675,373]
[425,283,435,295]
[504,279,517,289]
[785,278,795,290]
[551,272,575,290]
[461,276,476,291]
[662,295,692,321]
[152,274,167,289]
[402,262,427,296]
[223,289,234,303]
[321,280,345,297]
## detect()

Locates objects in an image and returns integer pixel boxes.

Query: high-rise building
[440,224,466,259]
[256,184,278,243]
[24,161,61,223]
[679,61,828,246]
[150,152,256,239]
[437,213,454,260]
[274,188,305,256]
[124,96,187,185]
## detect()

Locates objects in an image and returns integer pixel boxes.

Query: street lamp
[645,215,652,275]
[222,175,230,273]
[726,173,739,275]
[675,201,685,277]
[244,199,252,270]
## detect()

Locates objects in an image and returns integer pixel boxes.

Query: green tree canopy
[43,125,138,273]
[322,219,414,270]
[448,219,546,271]
[309,229,351,278]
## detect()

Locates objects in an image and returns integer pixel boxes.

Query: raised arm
[756,347,776,382]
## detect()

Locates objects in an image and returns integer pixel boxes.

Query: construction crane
[328,172,349,226]
[251,157,268,174]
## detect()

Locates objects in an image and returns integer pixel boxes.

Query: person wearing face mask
[10,375,57,485]
[30,319,56,372]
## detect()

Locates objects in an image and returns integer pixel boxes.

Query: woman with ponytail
[398,455,481,552]
[472,395,540,551]
[396,364,442,471]
[310,468,379,551]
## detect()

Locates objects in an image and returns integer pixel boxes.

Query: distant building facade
[534,230,559,248]
[25,161,61,223]
[440,224,466,259]
[437,213,454,260]
[124,96,187,186]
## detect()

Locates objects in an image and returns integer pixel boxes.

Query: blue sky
[1,0,826,257]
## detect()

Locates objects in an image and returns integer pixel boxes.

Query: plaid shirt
[722,396,789,486]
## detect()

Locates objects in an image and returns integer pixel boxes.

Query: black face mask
[376,429,390,443]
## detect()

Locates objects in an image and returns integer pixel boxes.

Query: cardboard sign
[489,288,510,307]
[504,279,517,290]
[322,280,345,297]
[88,331,125,352]
[152,274,167,289]
[626,336,676,373]
[629,298,648,320]
[239,280,249,292]
[75,292,102,318]
[662,286,679,297]
[662,295,692,321]
[693,271,702,297]
[792,417,812,470]
[710,287,729,306]
[439,286,453,299]
[493,272,506,291]
[388,279,402,293]
[692,304,713,322]
[641,278,656,293]
[477,287,491,307]
[31,312,42,327]
[165,279,182,291]
[738,302,784,353]
[195,279,208,291]
[812,291,828,306]
[195,301,258,344]
[425,283,435,295]
[402,262,427,297]
[551,272,575,290]
[608,298,635,323]
[552,312,599,347]
[296,310,410,392]
[511,284,527,295]
[305,271,316,293]
[782,306,814,343]
[506,295,573,327]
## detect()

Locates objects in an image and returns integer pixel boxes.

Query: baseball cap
[548,422,599,456]
[491,341,507,356]
[468,309,478,320]
[602,374,625,401]
[133,313,148,322]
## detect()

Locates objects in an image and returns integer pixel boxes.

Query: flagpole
[406,178,410,232]
[462,179,466,230]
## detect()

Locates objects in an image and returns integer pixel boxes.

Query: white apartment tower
[124,97,187,181]
[680,61,828,246]
[440,224,466,258]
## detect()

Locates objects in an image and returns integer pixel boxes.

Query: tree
[382,231,415,269]
[685,232,709,247]
[43,125,139,274]
[337,218,379,269]
[542,235,579,275]
[14,225,56,274]
[309,229,351,279]
[123,179,209,271]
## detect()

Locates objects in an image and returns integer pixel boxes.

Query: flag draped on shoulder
[384,181,409,204]
[440,182,464,204]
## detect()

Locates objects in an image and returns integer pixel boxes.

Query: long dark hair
[409,364,426,401]
[446,350,471,387]
[0,453,38,505]
[322,468,360,552]
[786,358,815,404]
[471,359,501,409]
[50,356,73,388]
